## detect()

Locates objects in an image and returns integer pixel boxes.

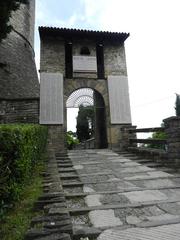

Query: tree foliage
[175,94,180,116]
[76,105,94,142]
[147,131,167,149]
[0,0,28,42]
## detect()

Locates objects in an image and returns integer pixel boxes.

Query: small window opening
[80,46,90,55]
[65,42,73,78]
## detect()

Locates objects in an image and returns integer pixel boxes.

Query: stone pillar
[163,116,180,167]
[47,126,66,153]
[119,125,137,151]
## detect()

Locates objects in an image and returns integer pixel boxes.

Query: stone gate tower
[39,27,132,151]
[0,0,39,123]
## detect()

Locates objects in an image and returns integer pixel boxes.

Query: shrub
[66,131,79,150]
[0,124,47,212]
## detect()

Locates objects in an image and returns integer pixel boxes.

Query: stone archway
[66,86,108,149]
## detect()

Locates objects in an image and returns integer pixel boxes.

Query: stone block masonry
[0,0,39,124]
[164,116,180,167]
[0,99,39,123]
[0,30,39,100]
[10,0,36,47]
[47,126,66,153]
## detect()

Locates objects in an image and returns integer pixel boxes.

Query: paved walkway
[60,149,180,239]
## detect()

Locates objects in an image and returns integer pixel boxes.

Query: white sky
[35,0,180,131]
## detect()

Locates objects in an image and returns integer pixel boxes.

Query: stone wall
[104,41,127,77]
[47,125,66,153]
[40,37,65,74]
[164,116,180,167]
[0,99,39,123]
[10,0,35,47]
[0,30,39,99]
[40,37,127,80]
[0,0,39,124]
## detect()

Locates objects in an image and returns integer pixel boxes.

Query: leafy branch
[0,0,28,42]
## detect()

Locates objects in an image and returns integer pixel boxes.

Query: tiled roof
[39,27,130,42]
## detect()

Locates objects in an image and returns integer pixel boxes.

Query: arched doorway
[66,88,108,149]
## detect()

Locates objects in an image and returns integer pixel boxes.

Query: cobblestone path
[61,149,180,239]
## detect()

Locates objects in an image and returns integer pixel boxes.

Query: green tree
[0,0,28,42]
[76,105,94,142]
[146,131,167,150]
[175,93,180,116]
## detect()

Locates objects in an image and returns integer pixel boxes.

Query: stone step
[143,163,163,168]
[155,167,177,173]
[77,175,180,185]
[73,226,101,240]
[38,192,65,200]
[98,223,180,240]
[63,182,83,188]
[60,175,79,180]
[136,216,180,228]
[120,154,137,157]
[59,169,76,173]
[58,164,73,168]
[65,185,180,198]
[68,198,180,216]
[135,159,157,164]
[35,199,66,209]
[25,231,71,240]
[31,215,70,226]
[56,158,70,161]
[55,153,68,157]
[57,160,72,164]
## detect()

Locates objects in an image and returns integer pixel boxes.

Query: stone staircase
[25,149,180,240]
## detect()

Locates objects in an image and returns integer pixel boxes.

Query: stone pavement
[61,149,180,239]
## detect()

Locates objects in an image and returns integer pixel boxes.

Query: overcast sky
[35,0,180,130]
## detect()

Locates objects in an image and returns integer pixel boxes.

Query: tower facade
[0,0,39,123]
[39,27,132,150]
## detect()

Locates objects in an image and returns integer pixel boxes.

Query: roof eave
[39,27,130,43]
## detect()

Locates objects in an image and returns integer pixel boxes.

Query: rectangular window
[65,42,73,78]
[96,43,105,79]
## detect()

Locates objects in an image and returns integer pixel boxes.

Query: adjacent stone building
[39,27,132,150]
[0,0,39,123]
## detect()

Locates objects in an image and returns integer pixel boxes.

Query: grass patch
[0,159,45,240]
